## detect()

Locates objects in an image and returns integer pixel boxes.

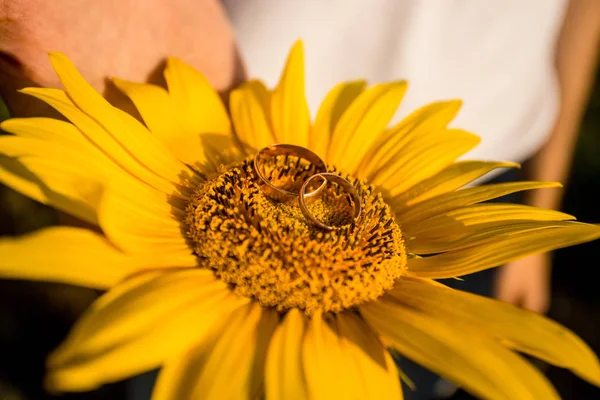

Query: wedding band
[254,144,327,202]
[299,173,362,231]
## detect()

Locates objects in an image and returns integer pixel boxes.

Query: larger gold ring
[254,144,327,202]
[299,173,362,231]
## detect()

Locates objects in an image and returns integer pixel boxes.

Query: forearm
[0,0,243,117]
[524,0,600,210]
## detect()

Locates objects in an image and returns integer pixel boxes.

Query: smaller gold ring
[299,173,362,231]
[254,144,327,202]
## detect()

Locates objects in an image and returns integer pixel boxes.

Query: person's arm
[494,0,600,313]
[0,0,244,117]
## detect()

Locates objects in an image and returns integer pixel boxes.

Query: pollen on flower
[185,158,407,315]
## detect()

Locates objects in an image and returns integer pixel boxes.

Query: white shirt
[223,0,567,164]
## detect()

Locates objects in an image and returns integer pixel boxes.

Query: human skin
[0,0,244,117]
[1,0,599,313]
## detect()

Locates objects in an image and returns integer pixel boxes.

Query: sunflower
[1,41,599,400]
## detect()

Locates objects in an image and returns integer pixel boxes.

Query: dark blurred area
[0,67,599,400]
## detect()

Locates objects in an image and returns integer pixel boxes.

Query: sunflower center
[185,157,407,315]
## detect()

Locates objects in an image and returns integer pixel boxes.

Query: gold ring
[299,173,362,231]
[254,144,327,202]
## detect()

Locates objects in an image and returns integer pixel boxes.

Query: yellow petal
[390,277,600,386]
[98,190,196,266]
[111,80,175,137]
[0,118,180,199]
[310,80,366,158]
[397,181,562,225]
[0,124,103,162]
[1,117,91,145]
[152,303,277,400]
[336,312,403,399]
[266,309,308,400]
[328,81,408,173]
[408,220,575,255]
[0,124,187,224]
[114,78,242,172]
[17,156,103,220]
[0,227,141,288]
[406,203,574,239]
[230,80,276,151]
[302,312,351,399]
[407,222,600,278]
[163,57,231,135]
[389,161,520,209]
[0,134,115,203]
[46,277,249,392]
[0,155,99,224]
[371,129,480,196]
[0,155,52,210]
[359,100,462,177]
[271,41,310,146]
[155,131,243,175]
[250,306,281,397]
[19,88,187,197]
[50,269,220,364]
[361,298,560,400]
[48,53,193,186]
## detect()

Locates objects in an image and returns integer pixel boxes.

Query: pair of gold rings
[253,144,362,231]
